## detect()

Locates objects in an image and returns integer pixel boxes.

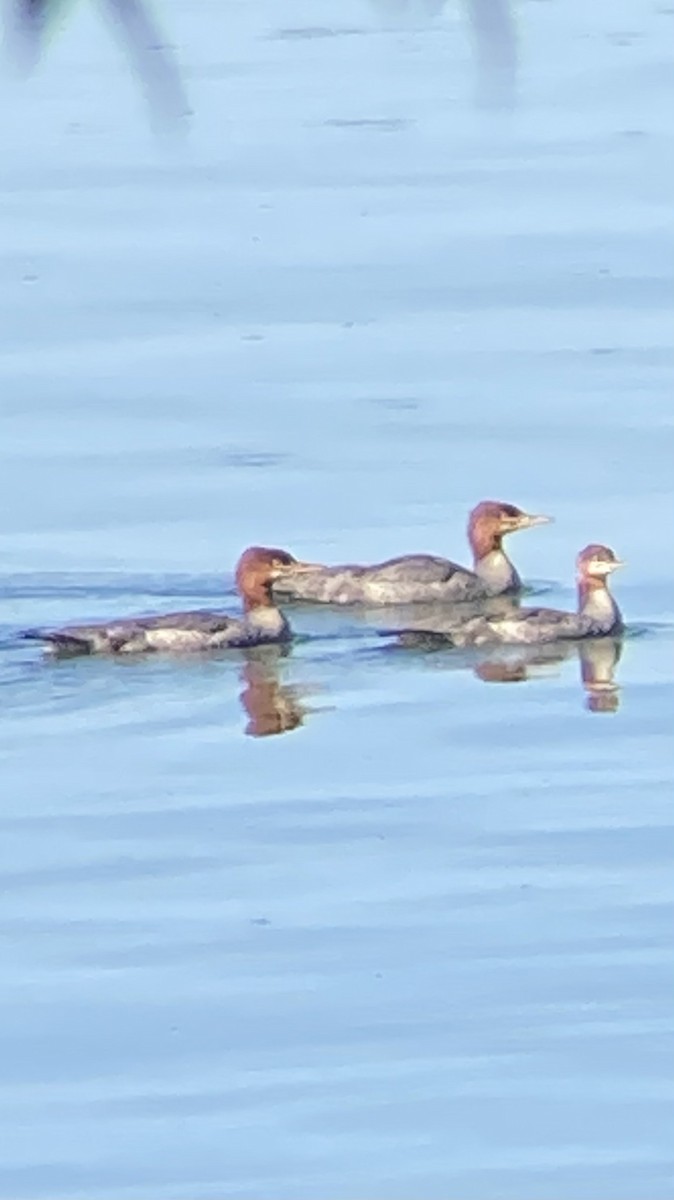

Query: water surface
[1,0,673,1197]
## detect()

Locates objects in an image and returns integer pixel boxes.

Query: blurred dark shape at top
[372,0,447,15]
[467,0,516,109]
[370,0,517,110]
[5,0,46,71]
[5,0,190,133]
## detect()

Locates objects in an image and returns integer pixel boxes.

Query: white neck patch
[476,549,515,592]
[581,587,616,622]
[245,606,289,639]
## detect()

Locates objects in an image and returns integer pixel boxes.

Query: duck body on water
[272,501,551,606]
[395,545,625,648]
[19,522,626,661]
[21,548,311,655]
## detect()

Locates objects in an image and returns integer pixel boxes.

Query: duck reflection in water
[238,647,309,739]
[385,546,625,712]
[578,638,623,714]
[436,638,623,714]
[5,0,189,130]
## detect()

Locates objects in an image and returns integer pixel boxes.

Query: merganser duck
[395,544,625,647]
[272,500,551,606]
[22,547,314,655]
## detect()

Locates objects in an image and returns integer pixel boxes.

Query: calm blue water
[1,1,673,1197]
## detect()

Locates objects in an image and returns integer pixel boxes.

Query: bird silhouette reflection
[238,647,309,739]
[473,638,624,713]
[383,614,623,713]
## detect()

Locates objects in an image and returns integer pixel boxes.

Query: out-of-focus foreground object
[3,0,190,132]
